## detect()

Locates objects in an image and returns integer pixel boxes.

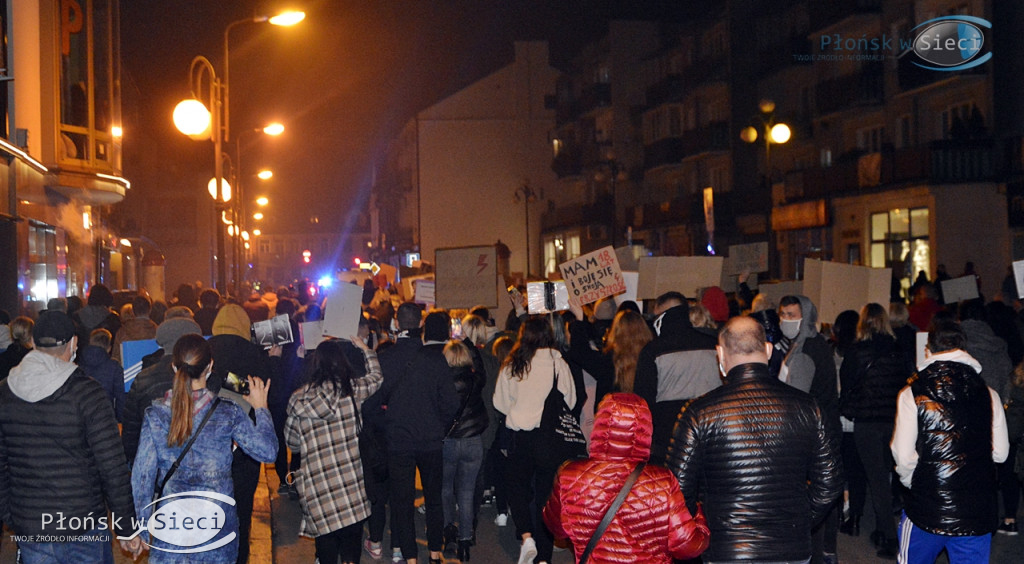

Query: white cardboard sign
[725,242,769,274]
[803,259,891,325]
[755,281,803,310]
[558,246,626,307]
[941,275,980,304]
[636,256,724,300]
[322,282,365,339]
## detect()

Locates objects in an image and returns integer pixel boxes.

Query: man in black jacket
[668,316,842,563]
[634,291,719,462]
[0,311,143,560]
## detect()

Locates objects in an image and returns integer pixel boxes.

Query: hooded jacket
[633,304,718,460]
[285,349,383,537]
[544,393,709,563]
[781,296,841,438]
[839,334,913,423]
[78,344,126,422]
[961,318,1013,400]
[667,362,842,561]
[0,350,137,536]
[891,352,1009,535]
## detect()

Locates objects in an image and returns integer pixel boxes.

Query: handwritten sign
[636,256,724,299]
[725,242,769,274]
[435,246,498,309]
[940,275,980,304]
[803,259,891,324]
[558,246,626,307]
[413,280,436,305]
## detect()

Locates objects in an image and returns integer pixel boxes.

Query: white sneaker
[391,548,403,563]
[518,537,537,564]
[494,513,508,526]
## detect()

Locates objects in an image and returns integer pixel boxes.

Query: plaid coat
[285,349,383,537]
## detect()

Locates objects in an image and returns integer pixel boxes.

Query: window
[820,148,833,167]
[543,232,580,277]
[870,207,929,296]
[857,126,885,152]
[58,0,121,171]
[258,240,271,254]
[27,223,62,303]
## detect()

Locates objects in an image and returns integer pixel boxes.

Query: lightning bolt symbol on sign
[477,254,489,275]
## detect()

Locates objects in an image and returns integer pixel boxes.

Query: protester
[286,336,382,564]
[0,316,33,379]
[73,283,121,354]
[960,299,1013,400]
[831,309,866,539]
[544,393,710,563]
[79,328,126,422]
[112,294,158,362]
[493,316,577,564]
[131,334,277,562]
[634,291,718,462]
[122,317,202,465]
[172,283,199,313]
[194,288,222,336]
[668,315,842,562]
[839,303,913,557]
[0,309,12,352]
[891,320,1009,561]
[243,290,270,324]
[381,309,459,563]
[1002,361,1024,535]
[483,336,515,529]
[151,299,168,325]
[0,311,142,561]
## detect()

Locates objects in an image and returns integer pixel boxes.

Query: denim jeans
[18,527,113,564]
[442,434,484,539]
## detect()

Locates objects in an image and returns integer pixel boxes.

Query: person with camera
[131,334,277,562]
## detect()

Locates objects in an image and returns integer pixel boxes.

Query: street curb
[249,462,273,563]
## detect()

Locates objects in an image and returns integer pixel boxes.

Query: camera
[223,371,250,396]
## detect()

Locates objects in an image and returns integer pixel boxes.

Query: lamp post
[740,99,791,277]
[174,11,303,293]
[233,123,282,295]
[513,183,536,277]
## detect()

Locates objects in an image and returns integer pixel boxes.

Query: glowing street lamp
[257,169,273,180]
[253,212,264,221]
[256,196,269,206]
[263,122,285,136]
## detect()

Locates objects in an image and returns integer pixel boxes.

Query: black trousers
[389,449,444,559]
[507,429,559,563]
[314,520,365,564]
[855,420,897,542]
[842,430,867,518]
[232,450,262,564]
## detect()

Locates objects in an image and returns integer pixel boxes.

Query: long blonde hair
[603,310,652,393]
[168,334,212,447]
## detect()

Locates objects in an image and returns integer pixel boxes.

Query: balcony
[815,62,883,115]
[897,52,987,92]
[643,121,730,170]
[810,0,883,32]
[541,199,614,231]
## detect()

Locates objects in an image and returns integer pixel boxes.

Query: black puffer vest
[904,360,998,535]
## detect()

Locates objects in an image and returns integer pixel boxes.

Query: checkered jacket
[285,349,383,537]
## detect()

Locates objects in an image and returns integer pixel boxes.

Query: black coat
[667,362,842,562]
[448,365,488,439]
[839,335,913,423]
[121,354,174,466]
[381,341,459,453]
[0,368,136,536]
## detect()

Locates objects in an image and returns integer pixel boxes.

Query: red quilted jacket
[543,393,709,563]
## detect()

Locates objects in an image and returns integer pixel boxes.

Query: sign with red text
[558,246,626,307]
[435,246,498,309]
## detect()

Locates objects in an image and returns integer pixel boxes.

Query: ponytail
[167,334,212,447]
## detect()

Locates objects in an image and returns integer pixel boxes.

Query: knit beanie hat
[156,318,201,351]
[701,286,729,323]
[213,304,252,340]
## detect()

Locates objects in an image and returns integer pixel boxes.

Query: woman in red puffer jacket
[543,393,709,563]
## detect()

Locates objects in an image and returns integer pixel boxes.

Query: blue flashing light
[318,276,333,288]
[707,244,716,255]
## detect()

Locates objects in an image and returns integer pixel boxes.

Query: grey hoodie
[8,349,78,402]
[782,295,821,392]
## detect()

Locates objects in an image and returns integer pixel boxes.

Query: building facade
[0,0,135,315]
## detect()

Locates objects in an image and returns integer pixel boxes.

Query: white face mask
[781,319,801,339]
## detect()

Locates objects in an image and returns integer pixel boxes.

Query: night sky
[118,0,691,237]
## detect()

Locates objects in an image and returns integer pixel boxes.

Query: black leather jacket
[667,362,842,562]
[839,335,913,423]
[448,365,488,439]
[904,361,998,535]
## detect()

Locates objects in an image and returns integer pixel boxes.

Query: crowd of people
[0,263,1019,563]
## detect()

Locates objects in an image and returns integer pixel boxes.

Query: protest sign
[613,272,643,313]
[916,331,928,369]
[941,275,980,304]
[252,314,293,349]
[121,339,160,392]
[803,259,891,324]
[1014,260,1024,299]
[725,242,769,275]
[322,282,364,339]
[299,320,325,350]
[719,271,758,294]
[414,279,436,305]
[614,246,641,272]
[527,281,570,314]
[636,256,724,299]
[558,246,626,307]
[435,246,498,309]
[754,281,802,309]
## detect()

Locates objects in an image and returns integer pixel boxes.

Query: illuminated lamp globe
[269,11,305,26]
[173,99,212,140]
[208,178,232,202]
[739,126,758,144]
[257,169,273,180]
[263,123,285,136]
[253,212,264,220]
[769,123,792,144]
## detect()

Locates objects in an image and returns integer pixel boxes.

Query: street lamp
[740,99,791,277]
[513,183,536,277]
[233,124,282,294]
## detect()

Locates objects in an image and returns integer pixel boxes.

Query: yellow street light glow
[769,123,792,144]
[740,126,758,144]
[256,196,269,206]
[257,169,273,180]
[208,178,232,202]
[269,11,305,26]
[227,225,237,236]
[253,229,262,236]
[253,212,265,220]
[111,126,123,138]
[244,242,251,250]
[241,231,250,241]
[173,99,211,138]
[120,238,132,247]
[263,123,284,136]
[221,211,233,224]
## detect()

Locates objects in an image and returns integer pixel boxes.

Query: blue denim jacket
[131,389,277,562]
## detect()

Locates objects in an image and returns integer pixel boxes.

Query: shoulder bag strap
[349,395,363,434]
[579,462,646,564]
[157,397,222,497]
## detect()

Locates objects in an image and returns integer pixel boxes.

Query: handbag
[579,462,646,564]
[153,398,222,506]
[537,368,588,467]
[350,396,388,482]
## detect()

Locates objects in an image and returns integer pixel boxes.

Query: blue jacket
[78,344,126,422]
[131,389,277,562]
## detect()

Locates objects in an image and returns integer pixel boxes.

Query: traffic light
[302,249,311,264]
